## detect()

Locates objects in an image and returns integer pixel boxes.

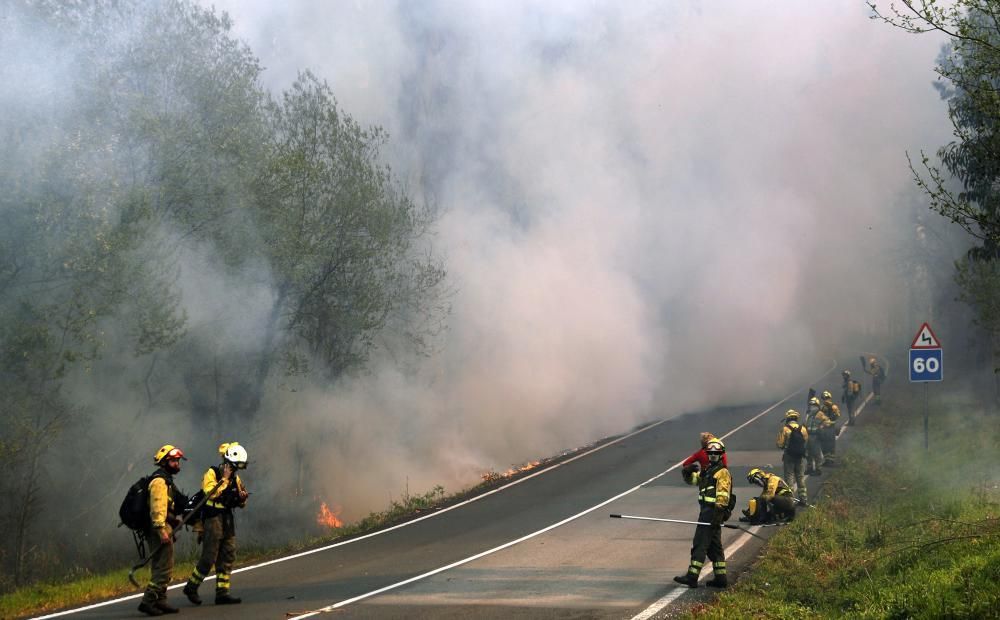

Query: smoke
[0,0,972,559]
[174,1,960,517]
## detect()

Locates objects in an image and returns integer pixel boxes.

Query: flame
[482,460,542,482]
[316,501,344,528]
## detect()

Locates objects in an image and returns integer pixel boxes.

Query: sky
[184,0,957,515]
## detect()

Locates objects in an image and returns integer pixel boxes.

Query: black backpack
[119,472,163,530]
[785,422,806,458]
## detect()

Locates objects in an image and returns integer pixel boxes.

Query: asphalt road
[38,365,846,620]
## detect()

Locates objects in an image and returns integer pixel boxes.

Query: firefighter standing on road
[139,445,186,617]
[819,390,841,467]
[841,370,862,426]
[775,409,808,502]
[673,439,732,589]
[183,442,249,606]
[804,397,828,475]
[866,357,885,403]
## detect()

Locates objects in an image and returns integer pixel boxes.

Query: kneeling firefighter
[673,439,733,589]
[741,468,796,524]
[183,442,249,606]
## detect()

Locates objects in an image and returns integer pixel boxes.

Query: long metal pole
[924,382,929,451]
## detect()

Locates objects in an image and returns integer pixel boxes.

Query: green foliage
[252,71,447,377]
[0,0,447,590]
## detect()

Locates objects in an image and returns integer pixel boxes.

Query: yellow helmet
[153,444,186,464]
[809,396,821,407]
[869,357,877,366]
[785,409,800,420]
[747,467,764,485]
[822,390,833,400]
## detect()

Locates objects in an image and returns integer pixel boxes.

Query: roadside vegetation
[686,380,1000,619]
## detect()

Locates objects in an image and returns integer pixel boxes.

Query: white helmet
[224,443,248,469]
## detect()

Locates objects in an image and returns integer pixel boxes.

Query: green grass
[685,382,1000,619]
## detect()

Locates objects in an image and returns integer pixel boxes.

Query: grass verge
[684,380,1000,619]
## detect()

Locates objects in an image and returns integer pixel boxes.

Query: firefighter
[775,409,808,501]
[866,357,885,403]
[673,439,732,589]
[183,442,249,606]
[741,468,796,524]
[819,390,841,466]
[804,396,828,475]
[840,370,862,426]
[139,445,186,617]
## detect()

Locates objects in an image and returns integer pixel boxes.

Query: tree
[869,1,1000,254]
[249,72,447,391]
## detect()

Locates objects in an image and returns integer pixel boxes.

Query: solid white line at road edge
[285,362,837,619]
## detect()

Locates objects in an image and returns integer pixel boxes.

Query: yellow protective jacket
[776,421,809,449]
[203,466,248,510]
[805,409,831,432]
[821,399,840,423]
[147,474,176,530]
[759,472,793,500]
[697,464,732,511]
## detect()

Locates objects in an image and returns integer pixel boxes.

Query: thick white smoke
[185,1,954,517]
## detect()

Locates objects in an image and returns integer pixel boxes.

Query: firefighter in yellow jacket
[819,390,841,466]
[183,442,249,606]
[775,409,808,502]
[741,468,796,524]
[139,444,186,617]
[804,397,829,475]
[673,439,732,589]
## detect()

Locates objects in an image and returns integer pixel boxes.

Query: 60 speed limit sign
[909,349,942,382]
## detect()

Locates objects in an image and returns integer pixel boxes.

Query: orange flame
[316,501,344,528]
[482,460,542,481]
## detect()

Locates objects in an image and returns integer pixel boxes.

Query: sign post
[909,323,942,450]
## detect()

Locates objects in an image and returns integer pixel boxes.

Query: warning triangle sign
[911,323,941,349]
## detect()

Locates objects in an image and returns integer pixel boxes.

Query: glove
[158,528,171,544]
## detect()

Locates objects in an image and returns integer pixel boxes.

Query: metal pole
[924,382,929,451]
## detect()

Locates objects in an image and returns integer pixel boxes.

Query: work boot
[154,600,179,614]
[137,601,164,617]
[672,573,698,588]
[215,592,242,605]
[706,575,728,588]
[183,582,202,605]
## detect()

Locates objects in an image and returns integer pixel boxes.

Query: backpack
[784,422,806,458]
[119,472,163,530]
